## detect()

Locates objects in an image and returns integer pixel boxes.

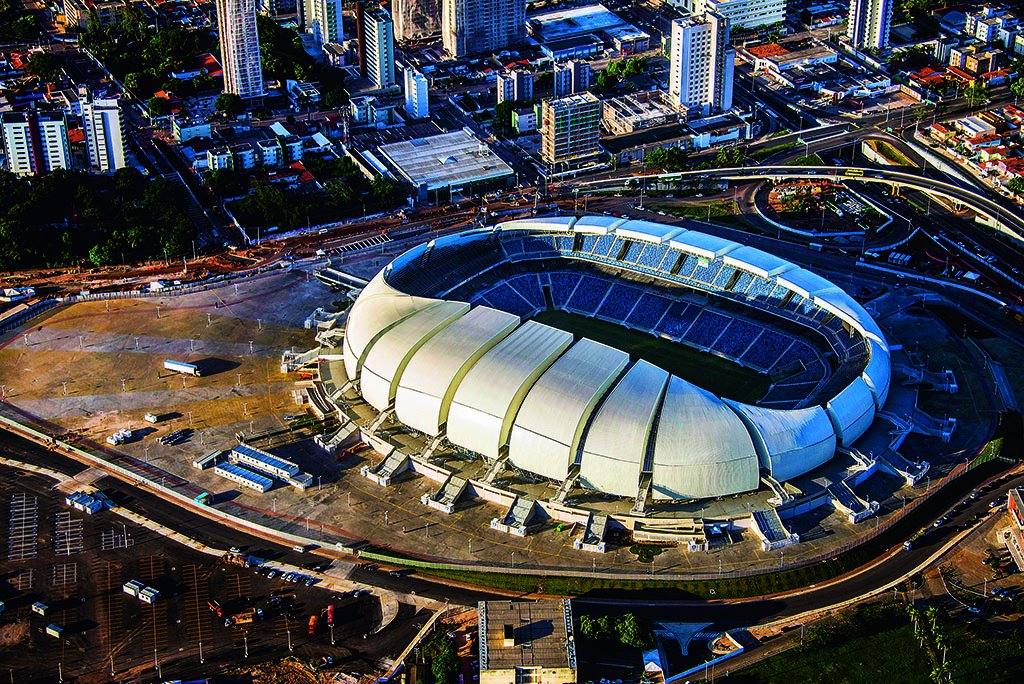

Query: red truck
[326,604,335,627]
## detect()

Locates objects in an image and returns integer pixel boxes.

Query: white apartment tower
[404,69,429,119]
[669,12,734,117]
[217,0,264,100]
[1,111,71,176]
[673,0,786,31]
[80,87,126,173]
[308,0,344,45]
[553,60,592,98]
[394,0,441,40]
[847,0,892,51]
[442,0,525,57]
[362,5,396,89]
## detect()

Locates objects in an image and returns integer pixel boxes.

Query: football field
[532,310,770,403]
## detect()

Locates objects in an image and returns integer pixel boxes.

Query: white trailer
[164,359,201,376]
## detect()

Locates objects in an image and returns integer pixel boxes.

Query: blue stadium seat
[591,235,616,256]
[566,275,610,314]
[731,271,753,294]
[683,310,731,347]
[556,236,574,252]
[483,283,535,317]
[712,265,736,289]
[657,301,701,338]
[714,319,762,358]
[549,272,581,307]
[741,329,795,370]
[579,235,598,253]
[509,275,545,309]
[597,284,642,321]
[621,241,645,264]
[626,293,671,329]
[636,244,669,270]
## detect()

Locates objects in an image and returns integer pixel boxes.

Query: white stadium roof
[446,321,573,460]
[394,306,520,437]
[509,339,630,482]
[359,301,469,412]
[340,217,891,501]
[826,378,877,446]
[343,273,439,380]
[727,402,837,482]
[579,360,669,497]
[651,377,760,500]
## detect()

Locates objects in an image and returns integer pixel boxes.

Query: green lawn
[730,604,932,684]
[531,310,770,403]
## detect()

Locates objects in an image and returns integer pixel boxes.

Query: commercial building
[80,87,127,173]
[513,107,537,133]
[361,4,396,88]
[308,0,344,45]
[553,59,592,98]
[540,91,602,166]
[478,600,577,684]
[404,68,430,119]
[214,462,273,493]
[669,12,734,117]
[497,70,533,104]
[230,444,301,479]
[394,0,441,40]
[601,90,688,136]
[0,110,70,176]
[378,128,514,200]
[442,0,526,57]
[216,0,265,100]
[673,0,786,31]
[847,0,892,51]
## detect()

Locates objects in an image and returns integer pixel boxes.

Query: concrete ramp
[573,513,608,553]
[360,450,409,487]
[421,474,467,514]
[490,495,536,537]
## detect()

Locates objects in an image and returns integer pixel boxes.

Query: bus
[193,492,213,505]
[844,168,865,177]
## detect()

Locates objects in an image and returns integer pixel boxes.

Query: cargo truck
[164,359,201,376]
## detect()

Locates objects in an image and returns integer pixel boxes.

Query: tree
[644,148,670,170]
[25,52,62,81]
[1011,77,1024,102]
[215,93,244,118]
[963,82,989,106]
[1005,177,1024,195]
[430,640,459,684]
[614,613,651,650]
[147,96,172,117]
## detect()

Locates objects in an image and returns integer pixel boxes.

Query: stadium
[336,215,891,508]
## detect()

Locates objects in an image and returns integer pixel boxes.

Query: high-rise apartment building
[394,0,441,40]
[217,0,265,100]
[306,0,343,45]
[1,111,71,176]
[670,0,786,31]
[497,70,533,104]
[540,92,601,166]
[668,12,734,117]
[553,60,592,98]
[847,0,891,51]
[360,5,396,88]
[404,69,429,119]
[442,0,525,57]
[80,87,126,173]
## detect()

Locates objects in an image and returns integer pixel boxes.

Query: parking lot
[0,463,428,682]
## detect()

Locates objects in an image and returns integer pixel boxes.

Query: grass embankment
[729,602,931,683]
[750,141,798,160]
[865,140,915,167]
[785,154,825,166]
[649,199,740,222]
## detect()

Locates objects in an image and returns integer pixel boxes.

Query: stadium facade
[340,216,891,502]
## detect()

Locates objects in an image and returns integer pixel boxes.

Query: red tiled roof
[748,43,789,58]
